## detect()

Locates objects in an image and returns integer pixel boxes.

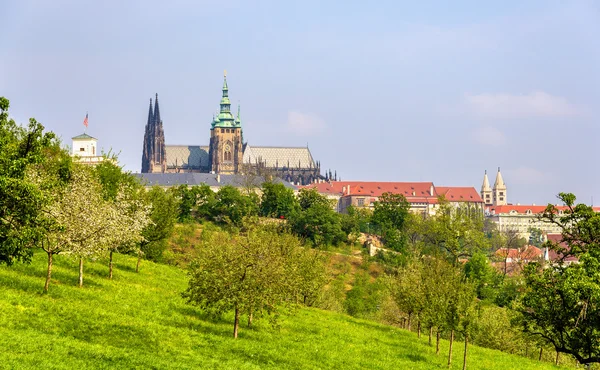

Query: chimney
[430,185,434,196]
[347,185,351,195]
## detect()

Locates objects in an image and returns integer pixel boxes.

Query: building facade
[303,181,485,215]
[71,133,105,165]
[140,73,327,185]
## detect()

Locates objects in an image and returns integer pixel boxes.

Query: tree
[260,181,299,219]
[39,166,134,289]
[182,226,311,338]
[95,160,150,278]
[464,252,500,301]
[371,192,410,252]
[139,186,179,267]
[421,200,489,264]
[211,185,259,227]
[517,193,600,365]
[385,259,426,333]
[0,97,66,265]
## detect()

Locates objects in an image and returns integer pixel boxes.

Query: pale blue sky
[1,0,598,205]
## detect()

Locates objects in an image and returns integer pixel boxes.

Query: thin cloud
[465,91,580,119]
[286,111,327,136]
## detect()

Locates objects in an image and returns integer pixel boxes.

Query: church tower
[492,167,507,206]
[141,94,167,173]
[480,170,492,206]
[208,72,244,174]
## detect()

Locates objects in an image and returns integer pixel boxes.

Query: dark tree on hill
[260,182,299,219]
[0,97,68,265]
[371,192,410,252]
[139,186,179,267]
[288,189,345,247]
[517,193,600,366]
[211,185,259,227]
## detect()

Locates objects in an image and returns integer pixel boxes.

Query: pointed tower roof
[494,167,506,188]
[235,103,241,125]
[481,170,491,192]
[147,98,154,128]
[214,71,235,127]
[154,93,161,125]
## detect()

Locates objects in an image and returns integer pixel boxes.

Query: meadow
[0,252,565,369]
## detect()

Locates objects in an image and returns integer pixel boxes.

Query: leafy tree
[528,227,544,248]
[260,182,299,219]
[38,165,145,289]
[212,185,259,227]
[139,186,179,266]
[95,160,150,278]
[288,189,346,247]
[385,259,427,333]
[464,252,500,301]
[421,200,489,264]
[517,193,600,365]
[0,97,67,265]
[182,226,314,338]
[371,192,410,252]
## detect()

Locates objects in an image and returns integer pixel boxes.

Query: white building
[71,133,105,165]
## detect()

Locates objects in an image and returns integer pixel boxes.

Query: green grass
[0,252,565,369]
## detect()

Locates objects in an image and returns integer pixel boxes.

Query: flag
[83,113,88,128]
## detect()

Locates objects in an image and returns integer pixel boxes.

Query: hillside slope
[0,252,563,369]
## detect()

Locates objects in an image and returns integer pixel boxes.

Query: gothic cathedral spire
[141,94,167,173]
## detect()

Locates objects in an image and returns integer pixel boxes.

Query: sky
[1,0,599,205]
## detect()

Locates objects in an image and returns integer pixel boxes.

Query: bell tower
[208,71,244,174]
[480,170,492,206]
[493,167,507,206]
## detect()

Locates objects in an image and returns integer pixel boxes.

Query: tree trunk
[429,326,433,346]
[109,250,114,279]
[78,258,84,287]
[538,347,543,361]
[462,335,468,370]
[417,321,421,338]
[436,329,441,355]
[555,350,559,365]
[233,305,240,338]
[136,251,141,273]
[248,310,253,328]
[407,314,412,331]
[44,251,53,293]
[448,330,454,367]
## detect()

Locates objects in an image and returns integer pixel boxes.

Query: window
[500,192,504,196]
[500,197,504,201]
[357,198,365,206]
[80,147,85,152]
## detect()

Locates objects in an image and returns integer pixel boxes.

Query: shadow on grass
[166,306,238,338]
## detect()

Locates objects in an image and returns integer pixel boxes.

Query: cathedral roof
[134,173,296,189]
[243,145,316,169]
[165,145,209,169]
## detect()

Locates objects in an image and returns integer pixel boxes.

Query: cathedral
[480,168,507,207]
[141,73,329,185]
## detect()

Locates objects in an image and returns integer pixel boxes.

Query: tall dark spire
[153,93,161,125]
[141,94,166,173]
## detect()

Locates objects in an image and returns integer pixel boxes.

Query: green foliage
[212,186,259,227]
[260,182,299,219]
[518,193,600,365]
[182,225,325,337]
[288,189,346,247]
[0,97,68,265]
[421,200,490,264]
[141,186,179,261]
[344,272,385,319]
[464,252,501,301]
[371,192,410,252]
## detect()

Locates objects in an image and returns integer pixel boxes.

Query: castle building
[480,168,506,206]
[140,73,327,185]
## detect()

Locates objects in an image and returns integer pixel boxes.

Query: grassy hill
[0,252,564,369]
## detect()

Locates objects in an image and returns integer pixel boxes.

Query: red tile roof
[437,187,483,203]
[302,181,483,204]
[490,205,600,215]
[494,245,543,260]
[546,234,579,263]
